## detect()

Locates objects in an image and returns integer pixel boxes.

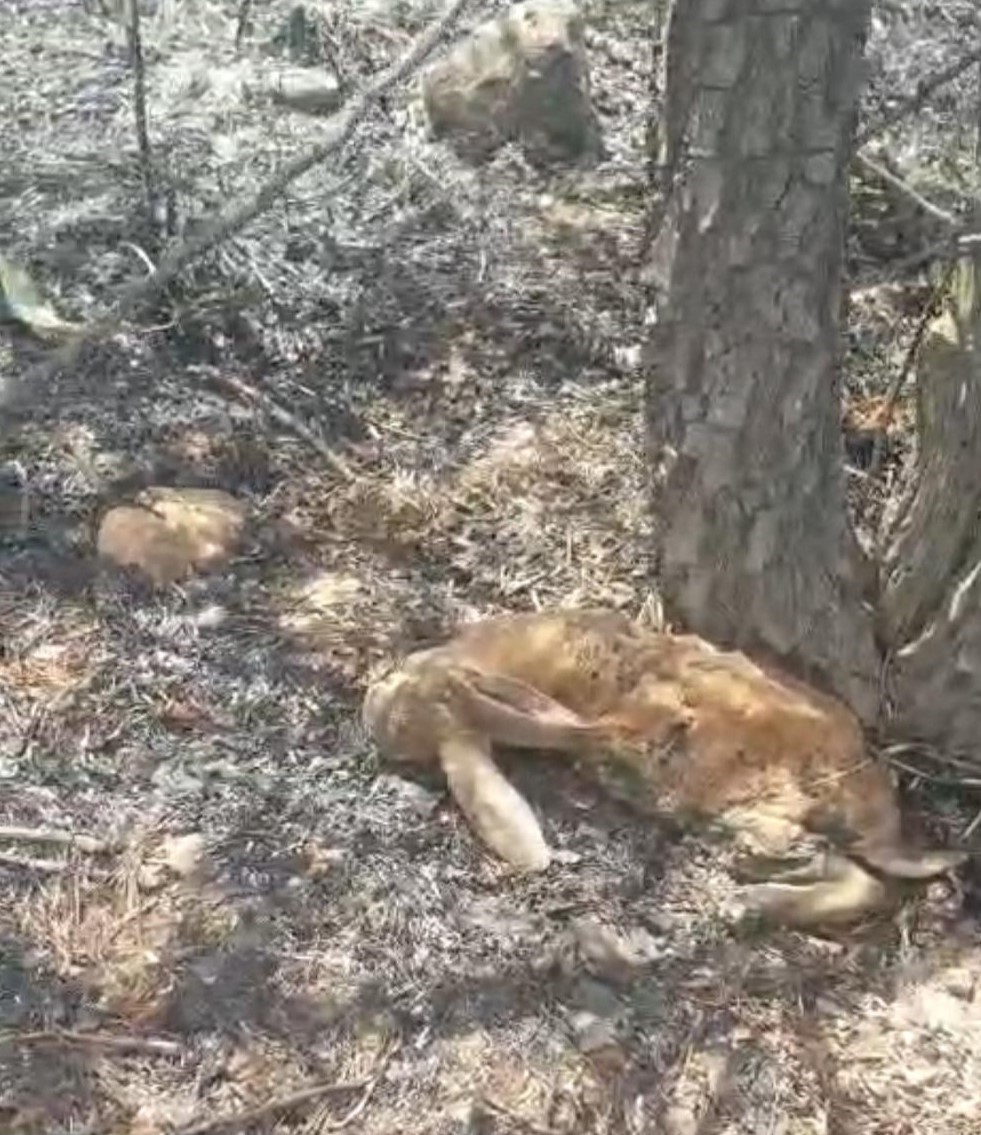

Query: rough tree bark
[882,259,981,762]
[645,0,880,722]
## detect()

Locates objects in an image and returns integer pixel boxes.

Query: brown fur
[363,610,965,928]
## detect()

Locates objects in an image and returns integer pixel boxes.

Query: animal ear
[437,734,551,872]
[855,845,967,880]
[447,667,600,752]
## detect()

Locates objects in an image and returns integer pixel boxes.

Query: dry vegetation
[1,1,980,1132]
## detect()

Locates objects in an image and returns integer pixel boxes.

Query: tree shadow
[0,931,101,1133]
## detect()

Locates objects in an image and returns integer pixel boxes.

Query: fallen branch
[10,0,475,411]
[0,851,76,874]
[204,368,357,483]
[176,1040,400,1135]
[886,742,981,782]
[479,1094,564,1135]
[854,152,957,227]
[323,1041,401,1131]
[0,824,116,855]
[864,228,981,285]
[858,44,981,147]
[5,1030,182,1058]
[175,1079,370,1135]
[884,754,981,791]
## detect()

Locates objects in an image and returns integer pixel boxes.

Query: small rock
[569,1007,624,1071]
[268,67,343,115]
[570,916,657,984]
[941,966,977,1001]
[190,604,228,630]
[421,0,602,166]
[97,486,247,586]
[162,832,209,880]
[302,843,346,879]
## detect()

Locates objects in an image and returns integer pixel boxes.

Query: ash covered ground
[1,2,979,1132]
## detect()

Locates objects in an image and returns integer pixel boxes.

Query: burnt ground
[1,1,981,1133]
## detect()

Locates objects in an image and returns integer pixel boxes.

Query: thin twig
[858,44,981,147]
[886,742,981,779]
[0,824,116,854]
[854,153,957,227]
[175,1040,400,1135]
[5,1030,182,1058]
[479,1094,564,1135]
[205,369,357,482]
[176,1080,371,1135]
[0,851,78,874]
[884,754,981,791]
[125,0,156,229]
[962,806,981,842]
[11,0,474,411]
[322,1040,401,1130]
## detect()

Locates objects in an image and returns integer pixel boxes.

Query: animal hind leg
[437,731,552,872]
[719,807,894,928]
[849,841,968,880]
[740,851,893,929]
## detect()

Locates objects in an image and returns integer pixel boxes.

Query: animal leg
[437,731,552,873]
[850,842,968,880]
[740,851,892,929]
[805,796,968,881]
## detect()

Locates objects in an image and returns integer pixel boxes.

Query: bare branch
[854,152,958,227]
[858,44,981,147]
[5,1030,182,1058]
[175,1039,400,1135]
[10,0,475,411]
[479,1094,564,1135]
[125,0,156,228]
[202,367,358,482]
[0,851,75,874]
[0,824,116,854]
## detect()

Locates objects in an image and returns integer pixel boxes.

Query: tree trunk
[645,0,879,721]
[882,259,981,765]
